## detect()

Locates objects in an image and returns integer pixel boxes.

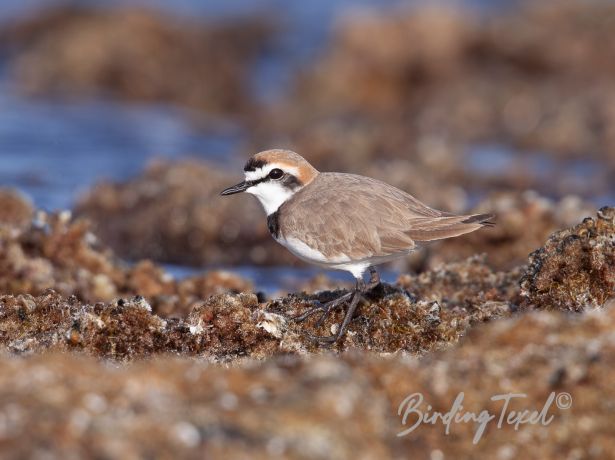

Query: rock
[0,278,512,360]
[521,206,615,311]
[0,189,33,227]
[427,192,596,271]
[0,303,614,457]
[397,254,523,314]
[0,6,271,116]
[75,159,296,267]
[0,201,252,317]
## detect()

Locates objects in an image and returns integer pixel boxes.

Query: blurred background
[1,0,613,291]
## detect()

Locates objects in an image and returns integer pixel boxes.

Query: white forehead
[244,163,299,181]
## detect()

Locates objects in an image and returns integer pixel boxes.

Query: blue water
[164,264,400,296]
[0,92,242,210]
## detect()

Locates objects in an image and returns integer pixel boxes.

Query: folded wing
[280,173,493,261]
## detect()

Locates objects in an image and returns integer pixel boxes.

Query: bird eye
[269,168,284,180]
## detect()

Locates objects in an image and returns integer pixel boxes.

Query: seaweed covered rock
[397,254,523,316]
[429,192,596,270]
[0,6,271,115]
[0,205,251,317]
[75,159,296,266]
[0,291,201,360]
[188,293,283,359]
[0,189,33,227]
[1,303,615,458]
[0,273,516,360]
[521,206,615,311]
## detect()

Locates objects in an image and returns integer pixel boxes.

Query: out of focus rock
[521,206,615,311]
[0,204,251,317]
[1,302,615,458]
[0,189,33,226]
[425,192,596,271]
[382,301,615,458]
[75,159,295,266]
[252,0,615,206]
[0,6,271,115]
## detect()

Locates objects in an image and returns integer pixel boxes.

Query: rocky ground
[0,187,613,457]
[1,304,613,459]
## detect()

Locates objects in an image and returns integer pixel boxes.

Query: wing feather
[279,173,491,261]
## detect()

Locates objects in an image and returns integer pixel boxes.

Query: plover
[221,149,494,342]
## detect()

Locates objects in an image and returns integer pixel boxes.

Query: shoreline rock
[1,207,612,361]
[0,6,272,116]
[0,196,251,318]
[0,191,612,457]
[0,302,614,458]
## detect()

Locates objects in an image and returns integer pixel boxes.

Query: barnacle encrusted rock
[0,6,271,115]
[75,160,296,267]
[0,204,251,317]
[0,189,33,226]
[0,271,517,360]
[521,206,615,311]
[1,302,615,458]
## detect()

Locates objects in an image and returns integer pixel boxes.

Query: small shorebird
[221,149,493,342]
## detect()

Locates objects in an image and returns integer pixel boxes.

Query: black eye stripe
[245,172,303,189]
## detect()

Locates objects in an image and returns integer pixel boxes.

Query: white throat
[246,181,297,215]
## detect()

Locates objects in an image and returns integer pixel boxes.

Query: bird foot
[291,267,382,344]
[290,292,353,324]
[305,332,339,345]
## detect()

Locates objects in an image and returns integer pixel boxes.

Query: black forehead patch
[243,157,267,172]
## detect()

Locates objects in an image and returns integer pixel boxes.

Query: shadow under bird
[221,149,494,343]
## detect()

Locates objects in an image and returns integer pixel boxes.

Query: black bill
[220,181,250,196]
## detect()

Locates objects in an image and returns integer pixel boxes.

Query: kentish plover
[221,149,494,342]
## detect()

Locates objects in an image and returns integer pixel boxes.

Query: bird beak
[220,181,250,196]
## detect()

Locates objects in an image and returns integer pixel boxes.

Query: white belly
[276,236,371,279]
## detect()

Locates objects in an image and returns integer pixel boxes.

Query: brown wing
[280,173,492,261]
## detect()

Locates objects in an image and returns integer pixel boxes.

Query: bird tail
[405,213,495,242]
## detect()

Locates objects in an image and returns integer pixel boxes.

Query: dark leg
[291,291,353,323]
[306,278,367,343]
[292,267,381,343]
[367,266,380,290]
